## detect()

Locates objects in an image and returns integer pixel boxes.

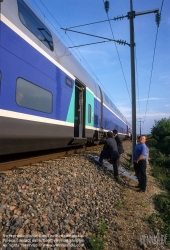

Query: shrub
[149,147,159,158]
[97,222,107,236]
[151,118,170,142]
[151,165,170,191]
[89,235,104,250]
[89,222,107,250]
[154,152,170,167]
[164,136,170,142]
[147,138,157,147]
[153,194,170,221]
[153,194,170,245]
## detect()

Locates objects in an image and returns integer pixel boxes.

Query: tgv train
[0,0,131,155]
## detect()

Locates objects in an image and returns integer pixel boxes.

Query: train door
[74,80,85,138]
[98,85,103,129]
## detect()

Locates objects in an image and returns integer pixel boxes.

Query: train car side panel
[1,20,75,121]
[103,104,127,135]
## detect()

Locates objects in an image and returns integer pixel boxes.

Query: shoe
[137,189,145,193]
[114,176,119,181]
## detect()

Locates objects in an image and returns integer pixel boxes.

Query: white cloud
[138,97,165,102]
[144,113,170,118]
[159,74,170,83]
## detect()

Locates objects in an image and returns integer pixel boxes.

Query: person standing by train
[99,131,119,181]
[134,135,141,179]
[136,135,149,167]
[112,129,124,167]
[133,135,147,192]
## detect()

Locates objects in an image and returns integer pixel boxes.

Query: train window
[17,0,54,51]
[104,93,110,105]
[0,71,2,94]
[88,104,91,123]
[66,77,73,88]
[110,101,114,108]
[16,78,53,113]
[94,114,98,126]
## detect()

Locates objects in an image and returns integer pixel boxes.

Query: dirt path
[104,142,168,250]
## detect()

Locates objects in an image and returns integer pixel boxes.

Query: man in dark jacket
[113,129,124,167]
[99,131,119,180]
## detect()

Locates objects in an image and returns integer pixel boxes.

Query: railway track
[0,145,103,172]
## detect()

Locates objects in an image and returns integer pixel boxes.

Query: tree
[151,117,170,141]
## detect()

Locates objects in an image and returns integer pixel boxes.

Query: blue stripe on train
[103,105,127,132]
[93,97,126,131]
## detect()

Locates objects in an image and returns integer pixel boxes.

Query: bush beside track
[145,118,170,246]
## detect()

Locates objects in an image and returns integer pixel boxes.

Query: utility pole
[104,0,160,156]
[137,118,144,136]
[62,1,161,156]
[129,0,136,153]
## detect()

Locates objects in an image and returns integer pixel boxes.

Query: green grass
[149,163,170,246]
[97,221,108,236]
[115,200,123,210]
[89,221,108,250]
[151,165,170,192]
[89,235,104,250]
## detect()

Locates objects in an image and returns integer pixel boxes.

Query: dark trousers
[117,157,120,167]
[134,160,146,191]
[99,151,119,177]
[112,158,119,177]
[134,163,139,177]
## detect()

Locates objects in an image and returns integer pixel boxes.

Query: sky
[26,0,170,135]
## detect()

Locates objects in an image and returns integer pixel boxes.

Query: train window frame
[17,0,54,51]
[88,104,91,123]
[66,77,73,88]
[16,77,53,114]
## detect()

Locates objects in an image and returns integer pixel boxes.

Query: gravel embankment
[0,141,132,249]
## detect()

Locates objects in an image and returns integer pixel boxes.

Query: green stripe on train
[66,87,75,123]
[85,89,94,127]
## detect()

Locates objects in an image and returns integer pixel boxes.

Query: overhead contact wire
[32,0,127,120]
[102,0,131,103]
[36,0,123,115]
[37,0,100,78]
[143,0,165,125]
